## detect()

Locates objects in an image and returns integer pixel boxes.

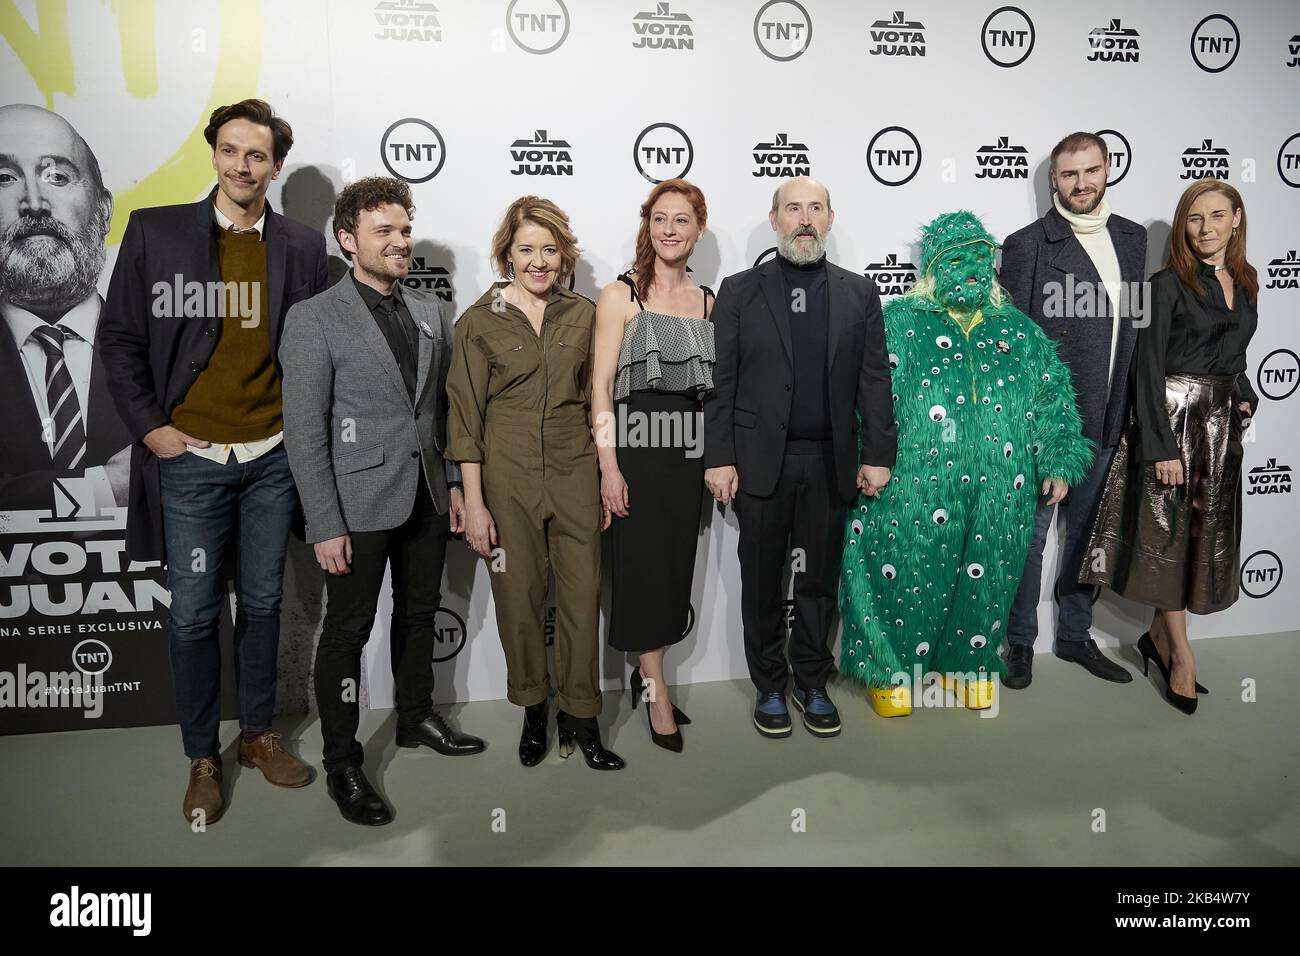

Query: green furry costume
[839,212,1094,690]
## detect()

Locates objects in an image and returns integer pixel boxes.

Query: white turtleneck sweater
[1054,193,1123,393]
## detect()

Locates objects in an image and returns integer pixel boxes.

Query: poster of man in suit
[0,104,171,734]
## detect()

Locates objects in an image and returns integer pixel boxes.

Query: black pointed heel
[631,666,691,722]
[1138,633,1199,714]
[1138,632,1207,695]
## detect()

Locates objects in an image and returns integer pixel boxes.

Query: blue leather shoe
[791,687,842,737]
[753,690,792,738]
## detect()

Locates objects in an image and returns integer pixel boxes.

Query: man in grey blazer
[999,131,1147,689]
[280,177,484,826]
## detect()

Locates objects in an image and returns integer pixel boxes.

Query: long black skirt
[608,390,705,652]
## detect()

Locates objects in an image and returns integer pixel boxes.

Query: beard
[777,227,826,265]
[1059,181,1106,215]
[0,212,106,313]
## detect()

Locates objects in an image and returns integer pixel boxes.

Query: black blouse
[1131,263,1258,462]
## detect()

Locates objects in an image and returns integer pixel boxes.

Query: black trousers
[314,474,448,774]
[734,441,845,695]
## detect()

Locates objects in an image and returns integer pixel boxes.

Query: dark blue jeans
[1007,446,1115,648]
[159,443,297,759]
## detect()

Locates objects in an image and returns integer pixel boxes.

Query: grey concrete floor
[2,632,1297,866]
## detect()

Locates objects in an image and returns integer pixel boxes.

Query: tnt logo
[373,0,441,42]
[865,254,919,297]
[632,2,694,50]
[1097,129,1131,186]
[1247,459,1292,496]
[431,607,466,662]
[380,118,446,183]
[634,122,693,184]
[1278,134,1300,188]
[506,0,570,54]
[869,10,926,57]
[1266,251,1300,290]
[1240,550,1282,599]
[752,132,811,178]
[754,0,812,61]
[975,136,1029,180]
[1087,18,1139,62]
[400,258,453,301]
[510,130,573,176]
[72,639,112,676]
[1191,14,1239,72]
[1180,139,1230,181]
[1258,349,1300,401]
[1288,33,1299,68]
[866,126,922,186]
[981,6,1035,68]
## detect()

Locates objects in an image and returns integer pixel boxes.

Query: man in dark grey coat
[999,131,1147,689]
[280,177,484,826]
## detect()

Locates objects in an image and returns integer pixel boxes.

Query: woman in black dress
[1081,180,1259,714]
[592,179,713,751]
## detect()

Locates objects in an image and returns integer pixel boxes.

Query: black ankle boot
[518,701,549,767]
[556,711,625,770]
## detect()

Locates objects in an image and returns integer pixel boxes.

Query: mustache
[3,214,74,246]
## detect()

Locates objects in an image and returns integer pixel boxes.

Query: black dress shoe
[519,701,549,767]
[1002,643,1033,689]
[326,766,392,826]
[396,712,487,756]
[1055,638,1133,683]
[556,711,626,770]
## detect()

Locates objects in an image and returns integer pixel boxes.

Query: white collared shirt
[2,294,120,508]
[186,201,282,464]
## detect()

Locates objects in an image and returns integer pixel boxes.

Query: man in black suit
[999,131,1147,688]
[0,105,131,512]
[99,99,329,825]
[704,177,896,739]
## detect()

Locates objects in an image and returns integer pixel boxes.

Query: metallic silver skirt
[1079,373,1243,614]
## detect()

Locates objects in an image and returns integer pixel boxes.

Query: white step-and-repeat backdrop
[2,0,1296,729]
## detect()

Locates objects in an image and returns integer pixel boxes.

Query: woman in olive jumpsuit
[446,196,624,770]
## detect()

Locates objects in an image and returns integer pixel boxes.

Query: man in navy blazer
[98,99,328,825]
[999,131,1147,690]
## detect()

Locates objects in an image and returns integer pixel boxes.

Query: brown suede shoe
[238,732,312,788]
[183,756,224,825]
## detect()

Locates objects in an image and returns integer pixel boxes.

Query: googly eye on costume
[967,563,985,578]
[1003,441,1014,458]
[932,508,949,525]
[1014,474,1025,489]
[916,642,930,656]
[851,519,864,535]
[936,335,952,349]
[882,564,896,580]
[888,353,900,368]
[960,474,971,483]
[970,634,987,648]
[956,394,966,405]
[929,405,946,422]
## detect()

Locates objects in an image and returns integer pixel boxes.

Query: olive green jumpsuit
[446,282,603,717]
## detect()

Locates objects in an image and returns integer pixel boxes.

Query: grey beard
[0,227,106,313]
[777,231,826,265]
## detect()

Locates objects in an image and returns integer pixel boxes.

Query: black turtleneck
[778,253,831,441]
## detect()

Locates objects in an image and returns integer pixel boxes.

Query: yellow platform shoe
[869,684,912,717]
[941,673,996,711]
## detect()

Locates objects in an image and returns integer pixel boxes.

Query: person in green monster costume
[838,211,1094,717]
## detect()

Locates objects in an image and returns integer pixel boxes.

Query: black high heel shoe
[630,666,691,724]
[556,711,626,770]
[1137,633,1198,714]
[629,668,683,752]
[518,701,549,767]
[1138,632,1207,695]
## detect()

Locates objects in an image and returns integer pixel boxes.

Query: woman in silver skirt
[1080,180,1259,714]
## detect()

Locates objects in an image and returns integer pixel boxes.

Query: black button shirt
[353,274,418,401]
[1132,263,1259,461]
